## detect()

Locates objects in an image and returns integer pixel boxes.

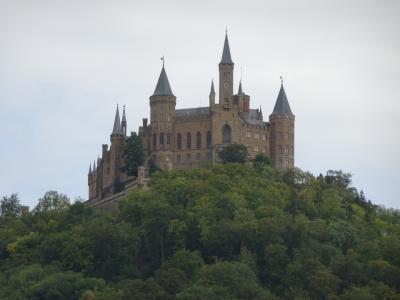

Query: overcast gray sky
[1,0,399,209]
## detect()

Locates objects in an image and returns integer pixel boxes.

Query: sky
[0,0,399,209]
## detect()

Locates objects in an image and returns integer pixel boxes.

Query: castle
[88,32,295,203]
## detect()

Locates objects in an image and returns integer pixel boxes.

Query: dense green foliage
[122,132,145,177]
[1,164,400,299]
[218,143,248,163]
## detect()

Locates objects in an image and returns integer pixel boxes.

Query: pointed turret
[220,32,234,65]
[238,80,243,95]
[271,83,294,116]
[210,79,216,96]
[153,64,174,96]
[218,31,234,105]
[209,79,216,106]
[111,105,122,135]
[93,160,96,173]
[121,105,127,136]
[89,163,92,174]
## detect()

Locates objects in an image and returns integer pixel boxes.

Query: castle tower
[109,105,125,192]
[219,32,234,108]
[209,79,215,106]
[269,79,295,170]
[236,80,250,112]
[149,62,176,169]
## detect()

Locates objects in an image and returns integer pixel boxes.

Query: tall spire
[238,80,243,95]
[111,105,122,135]
[220,31,234,65]
[153,63,174,96]
[93,160,96,172]
[271,79,294,116]
[210,79,215,96]
[121,105,127,136]
[89,163,92,174]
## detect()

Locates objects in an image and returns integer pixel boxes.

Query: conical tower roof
[111,105,122,135]
[210,79,215,95]
[238,80,243,95]
[220,32,234,65]
[153,64,174,96]
[271,83,294,116]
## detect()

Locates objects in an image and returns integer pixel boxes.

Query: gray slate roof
[153,65,174,96]
[240,109,266,126]
[175,107,210,118]
[111,105,122,135]
[220,33,234,65]
[271,84,294,116]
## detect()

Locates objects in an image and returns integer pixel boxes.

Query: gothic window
[153,133,157,147]
[167,133,171,145]
[206,131,212,148]
[222,124,231,144]
[284,145,289,153]
[196,131,201,149]
[187,132,192,149]
[177,133,182,150]
[159,132,164,145]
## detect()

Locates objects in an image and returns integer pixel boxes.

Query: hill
[1,163,399,299]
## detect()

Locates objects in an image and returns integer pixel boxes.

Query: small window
[177,133,182,150]
[167,133,171,145]
[187,132,192,149]
[196,131,201,149]
[254,133,260,139]
[206,131,212,148]
[254,145,259,152]
[159,132,164,145]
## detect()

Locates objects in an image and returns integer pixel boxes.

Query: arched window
[159,132,164,145]
[167,133,171,145]
[177,133,182,150]
[206,131,212,148]
[187,132,192,149]
[196,131,201,149]
[222,125,231,144]
[153,133,157,147]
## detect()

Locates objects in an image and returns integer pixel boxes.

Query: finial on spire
[240,67,243,81]
[161,55,165,67]
[280,75,283,85]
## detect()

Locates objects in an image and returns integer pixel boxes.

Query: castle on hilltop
[88,32,295,203]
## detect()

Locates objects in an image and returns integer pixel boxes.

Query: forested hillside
[1,163,399,299]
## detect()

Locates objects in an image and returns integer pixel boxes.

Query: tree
[218,143,248,164]
[122,132,145,177]
[34,191,70,213]
[1,193,22,217]
[253,153,271,172]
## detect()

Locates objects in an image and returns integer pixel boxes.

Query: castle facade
[88,33,295,202]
